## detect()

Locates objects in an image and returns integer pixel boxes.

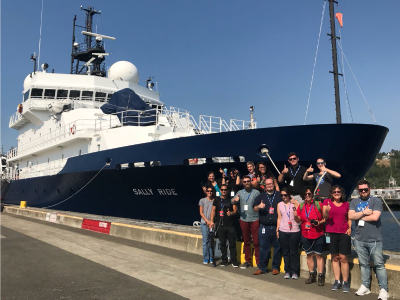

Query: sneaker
[291,273,299,280]
[331,280,342,291]
[240,262,251,269]
[355,284,371,296]
[378,289,389,300]
[220,261,228,267]
[232,262,240,268]
[203,259,209,264]
[342,281,350,293]
[284,273,291,279]
[209,258,214,264]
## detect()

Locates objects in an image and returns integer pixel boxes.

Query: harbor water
[381,210,400,252]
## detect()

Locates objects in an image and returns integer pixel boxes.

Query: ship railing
[199,115,230,133]
[9,112,24,127]
[18,158,67,179]
[230,119,257,131]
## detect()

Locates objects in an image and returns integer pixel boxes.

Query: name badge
[262,227,265,234]
[304,221,311,230]
[244,205,249,211]
[288,221,293,229]
[219,210,224,217]
[216,192,220,196]
[358,220,365,227]
[269,207,274,214]
[231,191,235,196]
[290,180,294,186]
[326,234,330,243]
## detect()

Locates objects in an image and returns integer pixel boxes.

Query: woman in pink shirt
[322,185,352,293]
[277,187,301,279]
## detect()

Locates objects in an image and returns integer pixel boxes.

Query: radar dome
[108,61,139,84]
[23,74,32,91]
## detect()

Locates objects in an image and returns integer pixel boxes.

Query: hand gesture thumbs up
[282,164,288,174]
[259,200,265,210]
[307,164,314,173]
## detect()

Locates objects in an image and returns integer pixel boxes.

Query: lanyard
[290,166,300,178]
[357,197,370,211]
[305,204,314,219]
[266,191,275,206]
[243,189,253,203]
[283,202,291,219]
[220,197,227,210]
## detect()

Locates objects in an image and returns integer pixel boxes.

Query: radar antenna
[70,6,115,77]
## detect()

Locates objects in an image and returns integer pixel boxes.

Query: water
[381,210,400,252]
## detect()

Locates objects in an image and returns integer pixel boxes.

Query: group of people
[198,152,389,300]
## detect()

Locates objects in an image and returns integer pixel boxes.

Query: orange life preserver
[18,104,23,114]
[70,124,76,135]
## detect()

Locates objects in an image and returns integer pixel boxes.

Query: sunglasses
[316,162,325,165]
[243,181,250,183]
[221,189,228,191]
[332,191,341,194]
[259,167,266,169]
[304,192,312,196]
[288,157,297,161]
[358,188,369,193]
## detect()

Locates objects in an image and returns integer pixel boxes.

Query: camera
[310,219,319,226]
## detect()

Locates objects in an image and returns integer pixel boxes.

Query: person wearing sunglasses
[199,187,216,265]
[278,152,311,204]
[253,178,283,275]
[322,185,351,292]
[209,184,239,268]
[303,158,341,200]
[295,188,326,286]
[276,187,301,279]
[231,175,261,269]
[349,180,388,300]
[255,161,279,192]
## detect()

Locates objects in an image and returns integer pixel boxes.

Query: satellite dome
[23,74,32,91]
[108,61,139,84]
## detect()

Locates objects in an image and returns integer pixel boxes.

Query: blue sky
[1,0,399,153]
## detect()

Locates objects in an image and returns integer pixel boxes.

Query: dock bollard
[20,201,27,208]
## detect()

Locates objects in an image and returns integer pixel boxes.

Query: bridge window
[107,93,113,101]
[56,89,68,99]
[24,90,30,101]
[95,92,107,102]
[31,88,43,98]
[70,90,80,100]
[44,89,56,99]
[82,91,93,101]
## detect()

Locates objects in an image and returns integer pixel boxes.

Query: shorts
[302,235,324,255]
[327,232,351,256]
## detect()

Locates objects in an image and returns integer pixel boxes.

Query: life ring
[17,104,23,114]
[70,124,76,135]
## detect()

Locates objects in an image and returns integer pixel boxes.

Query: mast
[328,0,342,124]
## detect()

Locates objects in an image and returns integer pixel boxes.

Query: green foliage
[365,150,400,188]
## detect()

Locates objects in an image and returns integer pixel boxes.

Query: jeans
[279,230,301,274]
[258,224,282,272]
[354,240,388,291]
[201,223,212,260]
[239,219,260,265]
[217,226,237,263]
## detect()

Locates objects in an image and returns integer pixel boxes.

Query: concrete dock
[2,205,400,299]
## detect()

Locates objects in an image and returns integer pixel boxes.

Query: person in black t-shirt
[253,178,283,275]
[278,152,310,203]
[210,184,239,267]
[222,168,242,195]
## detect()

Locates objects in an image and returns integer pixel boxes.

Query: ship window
[95,92,107,102]
[24,90,30,102]
[56,89,68,99]
[62,154,64,160]
[79,149,82,156]
[107,93,113,101]
[97,144,100,151]
[70,90,81,100]
[44,89,56,99]
[82,91,93,101]
[31,88,43,98]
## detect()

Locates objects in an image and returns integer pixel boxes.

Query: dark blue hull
[2,124,388,225]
